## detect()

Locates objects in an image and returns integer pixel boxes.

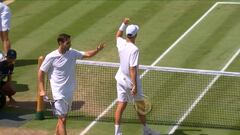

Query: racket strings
[134,96,152,115]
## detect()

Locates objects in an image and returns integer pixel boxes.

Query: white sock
[143,124,149,131]
[115,125,121,134]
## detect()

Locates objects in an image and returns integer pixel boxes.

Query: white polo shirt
[115,37,140,87]
[40,48,85,100]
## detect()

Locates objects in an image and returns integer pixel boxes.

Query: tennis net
[44,60,240,129]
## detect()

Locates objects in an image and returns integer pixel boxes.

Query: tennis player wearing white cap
[114,18,160,135]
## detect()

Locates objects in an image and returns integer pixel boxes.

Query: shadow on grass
[172,129,207,135]
[0,101,36,127]
[15,59,37,67]
[12,81,29,92]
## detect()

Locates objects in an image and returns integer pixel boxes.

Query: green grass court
[1,0,240,135]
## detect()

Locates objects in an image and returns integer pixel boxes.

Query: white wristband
[119,23,127,31]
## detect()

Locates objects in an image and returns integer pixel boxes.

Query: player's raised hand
[97,42,105,51]
[123,18,130,25]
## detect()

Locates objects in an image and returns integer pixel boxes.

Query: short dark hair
[127,34,133,37]
[57,33,71,45]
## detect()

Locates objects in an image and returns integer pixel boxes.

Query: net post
[35,56,45,120]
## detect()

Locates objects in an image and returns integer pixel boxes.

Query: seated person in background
[0,49,17,105]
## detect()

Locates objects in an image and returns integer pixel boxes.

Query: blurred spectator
[0,49,16,105]
[0,0,11,54]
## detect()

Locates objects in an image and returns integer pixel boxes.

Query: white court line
[3,0,15,5]
[79,1,225,135]
[218,1,240,5]
[168,48,240,135]
[140,0,218,77]
[168,2,240,135]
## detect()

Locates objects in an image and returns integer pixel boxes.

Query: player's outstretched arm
[116,18,129,38]
[83,43,105,58]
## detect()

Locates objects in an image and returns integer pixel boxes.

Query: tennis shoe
[115,132,122,135]
[143,127,160,135]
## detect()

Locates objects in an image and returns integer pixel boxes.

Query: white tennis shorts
[54,98,72,117]
[0,3,11,31]
[116,82,144,102]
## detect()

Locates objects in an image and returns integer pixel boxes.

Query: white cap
[126,24,139,37]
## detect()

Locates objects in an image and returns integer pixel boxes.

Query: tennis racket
[124,78,152,115]
[43,96,70,117]
[132,94,152,115]
[43,96,56,116]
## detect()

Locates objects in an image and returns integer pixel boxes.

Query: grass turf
[1,0,240,135]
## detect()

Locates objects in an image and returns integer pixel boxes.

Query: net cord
[76,60,240,77]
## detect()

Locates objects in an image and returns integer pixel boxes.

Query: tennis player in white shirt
[114,18,160,135]
[38,33,104,135]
